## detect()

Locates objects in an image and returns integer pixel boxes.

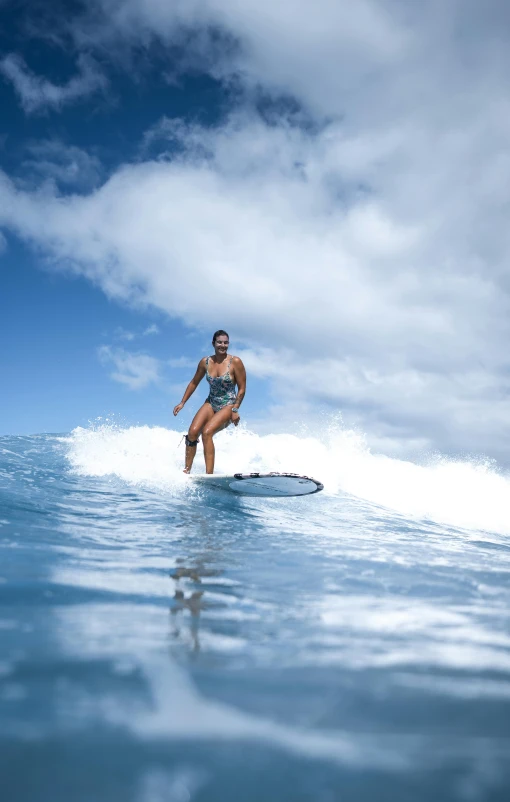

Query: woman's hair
[212,329,229,343]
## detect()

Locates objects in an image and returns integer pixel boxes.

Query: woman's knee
[187,425,201,442]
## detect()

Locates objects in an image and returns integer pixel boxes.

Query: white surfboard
[188,472,323,497]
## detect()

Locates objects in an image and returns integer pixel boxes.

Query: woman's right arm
[173,359,206,416]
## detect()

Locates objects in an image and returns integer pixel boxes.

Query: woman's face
[214,335,229,354]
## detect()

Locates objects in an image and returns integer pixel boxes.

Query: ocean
[1,423,510,802]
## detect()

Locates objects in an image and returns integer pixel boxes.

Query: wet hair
[212,329,229,344]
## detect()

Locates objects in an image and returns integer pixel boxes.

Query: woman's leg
[201,406,234,474]
[184,404,214,473]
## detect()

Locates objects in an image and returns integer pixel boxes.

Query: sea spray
[63,421,510,535]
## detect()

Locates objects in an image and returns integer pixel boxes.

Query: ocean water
[1,423,510,802]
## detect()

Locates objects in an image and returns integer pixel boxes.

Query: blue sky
[0,235,268,434]
[1,1,510,464]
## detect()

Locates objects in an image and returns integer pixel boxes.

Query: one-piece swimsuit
[206,356,237,412]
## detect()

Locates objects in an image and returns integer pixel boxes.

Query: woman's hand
[231,411,240,427]
[173,403,184,416]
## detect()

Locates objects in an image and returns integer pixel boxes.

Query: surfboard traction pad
[190,471,324,497]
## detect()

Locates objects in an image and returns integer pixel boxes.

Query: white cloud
[2,1,510,460]
[20,140,102,190]
[167,356,197,369]
[143,324,160,336]
[0,52,107,113]
[98,346,161,390]
[114,327,136,342]
[239,348,510,460]
[2,110,508,457]
[113,324,160,341]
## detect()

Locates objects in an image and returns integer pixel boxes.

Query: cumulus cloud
[0,52,107,113]
[2,1,510,460]
[1,109,509,458]
[98,346,161,390]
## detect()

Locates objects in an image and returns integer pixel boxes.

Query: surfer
[173,330,247,474]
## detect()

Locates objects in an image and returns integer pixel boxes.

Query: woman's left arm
[231,357,246,425]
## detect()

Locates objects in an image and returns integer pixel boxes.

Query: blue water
[1,426,510,801]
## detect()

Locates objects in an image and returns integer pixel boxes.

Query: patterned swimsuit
[206,356,237,412]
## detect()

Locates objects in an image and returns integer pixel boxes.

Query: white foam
[63,422,510,535]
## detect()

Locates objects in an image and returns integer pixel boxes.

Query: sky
[1,0,510,465]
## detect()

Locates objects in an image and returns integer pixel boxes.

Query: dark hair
[212,329,229,343]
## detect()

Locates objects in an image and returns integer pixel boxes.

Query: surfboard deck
[188,472,324,497]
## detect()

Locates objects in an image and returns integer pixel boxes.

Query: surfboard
[188,472,324,497]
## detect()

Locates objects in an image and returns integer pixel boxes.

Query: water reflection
[170,589,204,654]
[169,558,223,656]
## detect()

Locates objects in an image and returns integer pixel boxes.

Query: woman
[173,330,246,474]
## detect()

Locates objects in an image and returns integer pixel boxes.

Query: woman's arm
[173,359,207,416]
[230,357,246,425]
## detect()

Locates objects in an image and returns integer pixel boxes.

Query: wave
[63,422,510,536]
